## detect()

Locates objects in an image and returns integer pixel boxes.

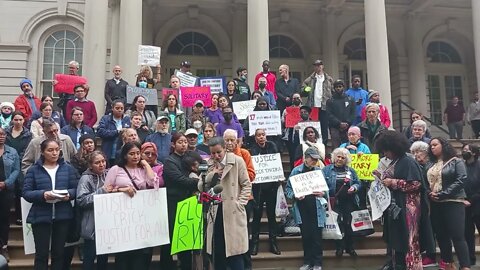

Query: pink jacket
[361,103,391,128]
[104,165,158,190]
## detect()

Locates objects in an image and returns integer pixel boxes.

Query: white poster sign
[21,198,35,254]
[288,170,329,198]
[94,189,170,255]
[298,121,322,144]
[126,86,158,105]
[252,153,285,183]
[199,76,225,93]
[232,100,257,120]
[368,178,392,221]
[175,70,198,87]
[248,110,282,136]
[138,45,161,66]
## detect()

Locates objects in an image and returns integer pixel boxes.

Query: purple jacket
[216,121,244,138]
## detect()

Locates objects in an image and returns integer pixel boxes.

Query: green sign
[171,196,203,254]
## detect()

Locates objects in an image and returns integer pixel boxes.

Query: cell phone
[356,99,363,105]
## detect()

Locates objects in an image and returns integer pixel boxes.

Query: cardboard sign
[350,154,380,181]
[232,100,256,120]
[289,170,329,198]
[252,153,285,183]
[310,107,319,121]
[171,196,203,255]
[21,198,35,254]
[53,74,88,94]
[350,209,374,232]
[248,110,282,136]
[126,85,158,105]
[94,189,170,255]
[285,107,301,128]
[180,87,212,107]
[199,76,225,93]
[138,45,161,66]
[175,70,198,87]
[368,178,391,221]
[162,88,179,102]
[298,121,322,144]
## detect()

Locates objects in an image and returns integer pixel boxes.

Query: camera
[198,163,210,173]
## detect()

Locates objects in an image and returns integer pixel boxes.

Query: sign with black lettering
[252,153,284,183]
[171,196,203,254]
[289,170,328,198]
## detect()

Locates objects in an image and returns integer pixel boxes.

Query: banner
[288,170,329,198]
[162,88,179,102]
[232,100,256,120]
[171,196,203,255]
[53,74,87,94]
[180,87,212,107]
[175,70,198,87]
[126,86,158,105]
[252,153,284,183]
[199,76,226,93]
[368,178,391,221]
[138,45,161,66]
[94,189,170,255]
[21,198,35,254]
[285,107,301,128]
[298,121,322,144]
[351,154,380,180]
[248,110,282,136]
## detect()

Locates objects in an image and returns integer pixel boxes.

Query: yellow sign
[350,154,379,181]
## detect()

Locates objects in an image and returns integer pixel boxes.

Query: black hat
[181,61,191,67]
[79,134,96,146]
[300,105,312,113]
[333,79,345,87]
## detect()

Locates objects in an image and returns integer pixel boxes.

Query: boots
[269,237,281,255]
[250,235,259,256]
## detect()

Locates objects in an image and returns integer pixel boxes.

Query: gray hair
[410,141,429,154]
[68,61,79,68]
[365,103,380,112]
[411,120,427,131]
[208,136,225,148]
[331,148,352,166]
[223,129,238,139]
[41,118,56,130]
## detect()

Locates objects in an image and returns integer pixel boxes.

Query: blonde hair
[138,65,153,79]
[331,148,352,166]
[121,128,140,144]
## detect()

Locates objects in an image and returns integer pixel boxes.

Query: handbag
[275,185,289,218]
[350,209,375,237]
[322,198,343,240]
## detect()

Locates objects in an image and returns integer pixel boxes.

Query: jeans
[297,196,323,267]
[447,121,463,139]
[465,206,480,265]
[0,191,12,247]
[213,204,245,270]
[431,201,470,268]
[83,239,108,270]
[32,220,70,270]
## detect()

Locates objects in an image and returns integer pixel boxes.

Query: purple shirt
[204,108,239,124]
[216,121,244,138]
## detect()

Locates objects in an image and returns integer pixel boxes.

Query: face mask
[292,100,301,106]
[223,114,232,121]
[193,121,202,129]
[240,75,247,81]
[462,151,473,160]
[139,81,147,88]
[259,83,266,89]
[301,113,309,121]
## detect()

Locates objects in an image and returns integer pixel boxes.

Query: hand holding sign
[53,74,87,94]
[289,170,328,198]
[180,87,212,107]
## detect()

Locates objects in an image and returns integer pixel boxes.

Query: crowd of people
[0,58,478,270]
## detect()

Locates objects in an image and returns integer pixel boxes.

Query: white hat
[185,128,198,136]
[0,102,15,111]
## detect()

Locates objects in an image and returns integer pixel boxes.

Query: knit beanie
[368,90,379,101]
[19,79,33,89]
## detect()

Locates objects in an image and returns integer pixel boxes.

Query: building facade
[0,0,478,136]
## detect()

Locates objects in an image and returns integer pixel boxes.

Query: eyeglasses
[168,98,176,101]
[143,152,155,157]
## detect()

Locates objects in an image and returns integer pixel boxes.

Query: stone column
[109,0,120,68]
[232,5,247,78]
[247,0,269,89]
[323,12,339,79]
[406,15,429,116]
[83,0,109,124]
[118,0,142,84]
[364,0,392,120]
[472,0,480,94]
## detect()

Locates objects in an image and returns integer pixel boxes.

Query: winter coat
[302,72,334,109]
[360,103,391,128]
[14,94,41,122]
[323,164,361,207]
[163,108,186,134]
[326,91,356,128]
[357,120,387,153]
[97,114,131,160]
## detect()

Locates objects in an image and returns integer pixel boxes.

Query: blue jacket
[261,90,276,108]
[322,164,361,207]
[1,145,20,191]
[61,124,95,149]
[97,114,131,159]
[285,164,327,227]
[345,88,369,125]
[22,159,79,224]
[145,132,172,163]
[339,141,371,154]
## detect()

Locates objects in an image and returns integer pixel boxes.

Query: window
[42,30,83,98]
[427,41,461,63]
[427,75,463,125]
[269,35,303,58]
[167,32,219,56]
[428,75,442,125]
[344,38,366,60]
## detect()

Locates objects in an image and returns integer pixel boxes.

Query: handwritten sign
[54,74,88,94]
[21,198,35,254]
[126,85,158,105]
[232,100,256,120]
[180,87,212,107]
[252,153,285,183]
[368,178,391,221]
[289,170,329,198]
[175,70,198,87]
[199,76,225,93]
[171,196,203,254]
[285,107,301,128]
[298,121,322,144]
[351,154,379,180]
[162,88,179,102]
[94,189,170,255]
[138,45,161,66]
[248,110,282,136]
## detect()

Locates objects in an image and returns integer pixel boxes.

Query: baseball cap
[313,59,323,66]
[304,147,321,160]
[194,100,204,107]
[185,128,198,136]
[156,114,169,122]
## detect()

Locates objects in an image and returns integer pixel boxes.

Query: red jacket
[14,94,41,122]
[254,71,277,99]
[361,103,391,128]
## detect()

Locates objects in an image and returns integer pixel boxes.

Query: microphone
[208,185,223,196]
[199,184,223,204]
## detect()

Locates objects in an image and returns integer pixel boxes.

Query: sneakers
[422,256,437,267]
[299,264,312,270]
[0,247,9,262]
[312,266,322,270]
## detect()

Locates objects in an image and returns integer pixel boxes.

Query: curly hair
[428,137,458,162]
[302,126,320,142]
[374,130,410,158]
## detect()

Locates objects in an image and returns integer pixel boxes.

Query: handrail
[397,99,450,135]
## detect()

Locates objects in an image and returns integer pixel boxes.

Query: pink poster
[180,87,212,107]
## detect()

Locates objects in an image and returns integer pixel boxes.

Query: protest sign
[126,85,158,105]
[310,107,319,121]
[21,198,35,254]
[298,121,322,144]
[232,100,256,120]
[175,70,198,87]
[285,107,301,128]
[138,45,161,66]
[180,87,212,107]
[248,110,282,136]
[199,76,225,93]
[171,196,203,254]
[94,189,170,255]
[53,74,87,94]
[252,153,285,183]
[350,154,380,181]
[289,170,329,198]
[368,178,391,221]
[162,88,179,101]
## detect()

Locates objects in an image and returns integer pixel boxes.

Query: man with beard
[216,107,244,145]
[14,79,41,123]
[145,114,172,163]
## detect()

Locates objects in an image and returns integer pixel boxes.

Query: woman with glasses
[162,94,186,134]
[28,95,66,129]
[141,142,164,187]
[65,85,97,128]
[61,107,95,150]
[30,102,61,138]
[403,111,431,140]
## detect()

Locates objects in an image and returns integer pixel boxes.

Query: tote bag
[275,185,289,218]
[322,199,342,240]
[350,209,375,237]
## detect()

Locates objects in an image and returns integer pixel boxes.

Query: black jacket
[163,152,198,202]
[426,157,467,201]
[326,91,356,128]
[465,159,480,215]
[249,141,279,156]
